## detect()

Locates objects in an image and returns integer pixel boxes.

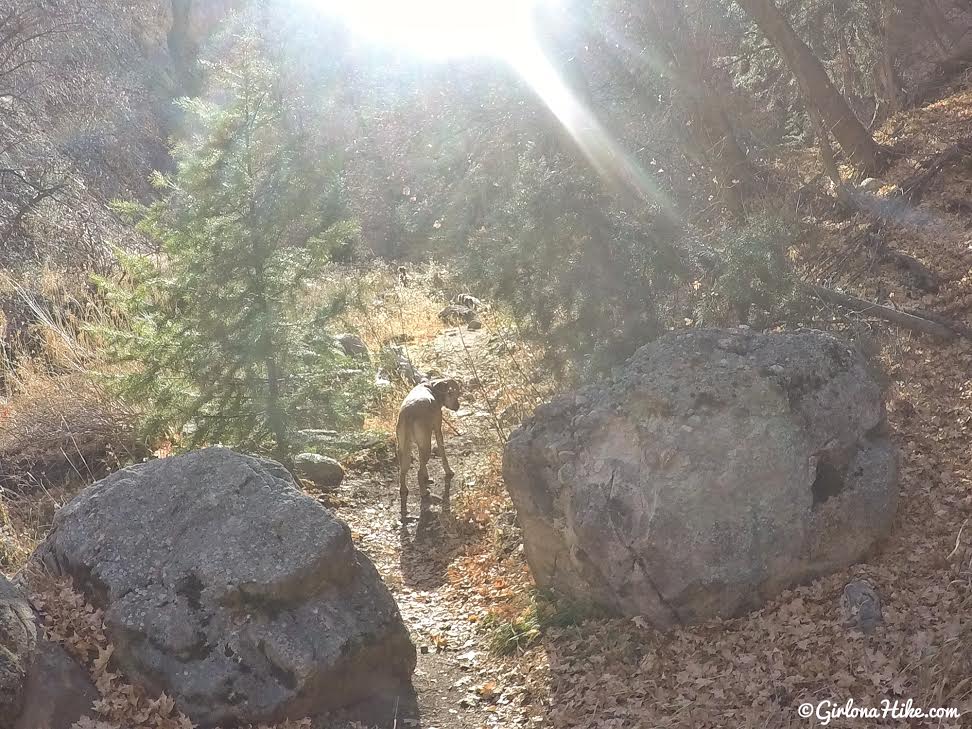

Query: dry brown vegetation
[0,269,143,572]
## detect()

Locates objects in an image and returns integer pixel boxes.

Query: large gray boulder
[0,576,36,729]
[34,447,415,726]
[503,329,897,628]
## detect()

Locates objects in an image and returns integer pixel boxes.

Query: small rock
[452,294,482,310]
[296,429,340,449]
[294,453,345,489]
[858,177,883,194]
[467,318,483,331]
[379,344,426,384]
[840,579,883,633]
[438,304,476,325]
[334,333,369,359]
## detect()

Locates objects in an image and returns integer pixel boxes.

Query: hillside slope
[1,0,184,272]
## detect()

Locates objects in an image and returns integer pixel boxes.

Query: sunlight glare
[299,0,669,211]
[302,0,541,59]
[509,43,671,212]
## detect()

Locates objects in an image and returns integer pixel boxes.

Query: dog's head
[429,378,461,411]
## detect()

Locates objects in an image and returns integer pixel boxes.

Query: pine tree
[101,32,365,463]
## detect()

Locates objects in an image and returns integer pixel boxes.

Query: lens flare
[505,41,671,212]
[298,0,668,209]
[299,0,537,59]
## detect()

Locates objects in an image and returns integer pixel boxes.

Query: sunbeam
[505,40,673,213]
[296,0,670,211]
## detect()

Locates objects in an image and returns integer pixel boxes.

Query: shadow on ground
[399,475,457,590]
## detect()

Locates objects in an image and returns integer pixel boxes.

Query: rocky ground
[324,322,544,729]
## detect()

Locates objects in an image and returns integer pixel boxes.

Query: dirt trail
[330,325,534,729]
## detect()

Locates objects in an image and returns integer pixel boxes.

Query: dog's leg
[397,422,412,522]
[434,421,454,479]
[416,429,432,499]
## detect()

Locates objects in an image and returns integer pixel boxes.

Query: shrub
[0,366,143,494]
[484,589,598,656]
[691,214,801,328]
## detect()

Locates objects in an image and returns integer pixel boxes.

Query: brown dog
[396,378,461,522]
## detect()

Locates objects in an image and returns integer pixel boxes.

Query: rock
[374,370,392,389]
[503,329,897,628]
[15,640,98,729]
[297,429,339,443]
[840,579,883,634]
[451,294,482,310]
[0,575,36,729]
[858,177,883,193]
[0,577,94,729]
[34,447,416,727]
[379,344,426,385]
[467,318,483,331]
[334,333,369,359]
[294,452,345,489]
[438,304,476,325]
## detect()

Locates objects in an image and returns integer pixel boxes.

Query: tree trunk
[835,24,856,102]
[735,0,887,173]
[806,102,853,207]
[869,0,902,115]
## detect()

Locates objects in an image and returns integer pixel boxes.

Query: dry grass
[0,497,36,571]
[335,263,449,356]
[316,261,460,433]
[0,365,142,491]
[297,261,452,361]
[0,267,145,573]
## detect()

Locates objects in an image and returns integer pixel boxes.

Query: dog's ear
[430,378,458,399]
